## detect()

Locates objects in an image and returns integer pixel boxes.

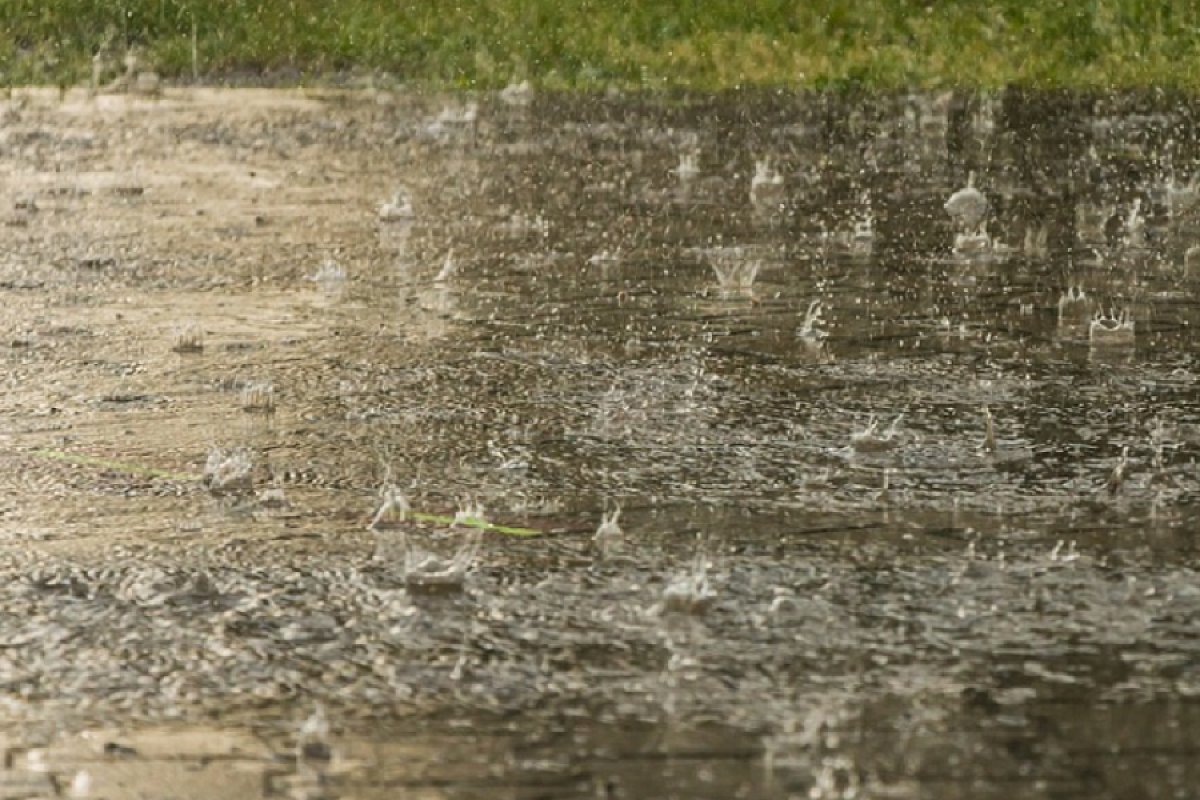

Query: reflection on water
[1,87,1200,798]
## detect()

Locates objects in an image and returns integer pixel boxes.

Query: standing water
[0,86,1197,798]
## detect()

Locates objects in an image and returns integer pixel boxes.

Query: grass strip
[3,2,1200,90]
[409,512,542,537]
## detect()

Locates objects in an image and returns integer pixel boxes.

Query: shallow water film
[1,86,1200,798]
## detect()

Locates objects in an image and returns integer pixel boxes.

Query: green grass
[3,1,1200,89]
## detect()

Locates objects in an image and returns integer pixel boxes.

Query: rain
[0,75,1199,798]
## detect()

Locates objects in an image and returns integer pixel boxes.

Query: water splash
[1122,198,1147,249]
[593,504,623,556]
[1089,309,1135,346]
[798,300,827,343]
[311,259,346,282]
[981,405,996,454]
[708,250,761,297]
[1105,445,1130,496]
[657,551,716,615]
[369,484,411,531]
[407,530,481,593]
[1185,244,1200,274]
[499,80,534,107]
[750,157,786,211]
[1164,171,1200,220]
[296,704,332,762]
[1057,286,1092,338]
[944,170,988,232]
[453,496,487,527]
[425,102,479,142]
[378,189,414,222]
[1023,223,1049,258]
[673,151,700,184]
[240,381,276,414]
[953,223,991,256]
[69,769,91,799]
[169,323,204,354]
[434,248,458,283]
[203,446,254,497]
[849,413,904,452]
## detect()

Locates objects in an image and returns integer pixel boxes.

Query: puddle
[0,86,1198,798]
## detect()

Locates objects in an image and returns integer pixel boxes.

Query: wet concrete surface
[0,86,1199,797]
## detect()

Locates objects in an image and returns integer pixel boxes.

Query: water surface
[0,86,1198,799]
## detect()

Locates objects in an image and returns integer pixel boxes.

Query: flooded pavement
[1,85,1200,798]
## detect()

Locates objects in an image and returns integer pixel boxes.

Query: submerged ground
[0,85,1198,798]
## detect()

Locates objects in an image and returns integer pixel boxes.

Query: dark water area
[1,86,1200,798]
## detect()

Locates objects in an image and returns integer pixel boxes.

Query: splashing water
[657,552,717,615]
[944,170,988,232]
[1089,309,1135,346]
[593,504,624,556]
[203,447,254,497]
